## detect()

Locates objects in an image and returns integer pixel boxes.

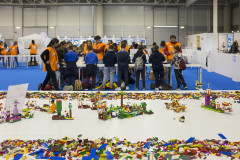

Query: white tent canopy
[18,33,51,55]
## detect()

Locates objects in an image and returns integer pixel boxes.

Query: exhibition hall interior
[0,0,240,159]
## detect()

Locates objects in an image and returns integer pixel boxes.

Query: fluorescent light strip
[154,26,178,28]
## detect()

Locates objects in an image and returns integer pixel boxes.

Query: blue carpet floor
[0,63,240,91]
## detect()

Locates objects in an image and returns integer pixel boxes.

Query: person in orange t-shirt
[159,41,167,62]
[164,35,182,85]
[117,40,130,53]
[40,38,60,91]
[0,41,7,67]
[92,35,106,85]
[28,40,38,65]
[8,41,19,67]
[106,40,113,52]
[84,40,92,55]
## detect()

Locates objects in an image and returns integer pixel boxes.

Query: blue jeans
[102,67,115,87]
[97,59,103,83]
[66,75,76,87]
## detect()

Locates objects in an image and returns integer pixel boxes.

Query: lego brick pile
[0,136,240,160]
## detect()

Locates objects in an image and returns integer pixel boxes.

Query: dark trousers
[86,75,96,88]
[12,57,19,66]
[118,67,128,87]
[0,57,5,66]
[153,67,164,88]
[135,68,145,89]
[41,64,60,90]
[174,69,186,87]
[66,75,76,87]
[30,54,37,64]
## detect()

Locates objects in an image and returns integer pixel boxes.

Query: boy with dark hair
[64,45,78,88]
[102,45,117,90]
[85,45,98,90]
[171,45,187,90]
[132,45,147,90]
[115,43,130,91]
[149,45,165,90]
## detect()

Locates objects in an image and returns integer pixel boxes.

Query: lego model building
[201,89,233,113]
[52,100,74,120]
[165,99,187,113]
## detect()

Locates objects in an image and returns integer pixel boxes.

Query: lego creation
[0,136,240,160]
[195,80,203,90]
[52,100,74,120]
[165,99,187,113]
[201,88,233,113]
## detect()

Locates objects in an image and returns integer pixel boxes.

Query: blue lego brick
[29,149,45,155]
[143,142,151,149]
[105,151,114,160]
[98,144,108,150]
[164,142,174,146]
[221,151,232,156]
[90,148,97,156]
[218,134,227,139]
[186,137,195,143]
[53,151,60,156]
[42,142,49,148]
[13,154,23,160]
[36,151,44,159]
[49,157,66,160]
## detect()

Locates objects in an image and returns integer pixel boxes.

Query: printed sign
[227,34,234,50]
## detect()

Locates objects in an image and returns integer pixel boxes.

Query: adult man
[164,35,182,85]
[92,35,106,85]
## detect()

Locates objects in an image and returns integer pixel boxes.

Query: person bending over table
[40,38,60,91]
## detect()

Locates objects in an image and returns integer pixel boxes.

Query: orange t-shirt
[43,47,59,72]
[117,45,130,52]
[0,45,6,55]
[92,42,106,60]
[159,48,167,60]
[83,43,88,55]
[164,42,181,60]
[30,43,38,55]
[9,45,18,55]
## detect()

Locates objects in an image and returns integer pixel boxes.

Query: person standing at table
[40,38,60,91]
[29,40,38,66]
[149,45,165,91]
[84,40,92,56]
[171,45,187,90]
[115,43,130,91]
[117,40,130,53]
[92,35,106,86]
[0,41,7,67]
[132,45,147,90]
[164,35,182,86]
[102,45,117,90]
[8,41,19,67]
[106,40,113,52]
[85,45,98,90]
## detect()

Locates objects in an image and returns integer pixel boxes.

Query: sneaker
[155,88,159,91]
[176,87,181,90]
[126,86,129,90]
[184,86,188,90]
[102,86,105,90]
[85,88,88,91]
[115,87,121,91]
[143,88,146,91]
[159,86,163,90]
[110,86,113,90]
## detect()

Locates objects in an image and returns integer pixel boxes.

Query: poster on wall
[73,38,80,47]
[196,35,201,50]
[227,34,234,50]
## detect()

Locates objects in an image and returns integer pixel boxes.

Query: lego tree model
[56,100,62,116]
[119,92,125,108]
[68,103,72,118]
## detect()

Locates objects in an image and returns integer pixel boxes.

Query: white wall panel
[48,7,57,27]
[24,8,37,26]
[144,6,153,26]
[104,26,122,38]
[57,6,78,26]
[166,7,178,26]
[104,6,122,26]
[37,8,47,26]
[0,6,13,26]
[154,7,166,26]
[80,6,93,26]
[14,6,22,27]
[123,26,144,37]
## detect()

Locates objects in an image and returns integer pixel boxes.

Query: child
[85,45,98,90]
[132,45,147,90]
[8,41,19,67]
[64,45,78,88]
[149,45,165,90]
[115,43,130,91]
[171,45,187,90]
[102,45,117,90]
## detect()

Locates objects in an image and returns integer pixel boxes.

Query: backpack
[179,59,186,70]
[135,54,144,70]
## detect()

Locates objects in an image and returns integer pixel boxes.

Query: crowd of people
[38,34,187,91]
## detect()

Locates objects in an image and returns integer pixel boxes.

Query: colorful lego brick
[105,151,113,160]
[13,154,23,160]
[186,137,195,143]
[98,144,107,150]
[218,134,227,139]
[144,142,151,149]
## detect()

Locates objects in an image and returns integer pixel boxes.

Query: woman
[40,38,60,91]
[29,40,38,65]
